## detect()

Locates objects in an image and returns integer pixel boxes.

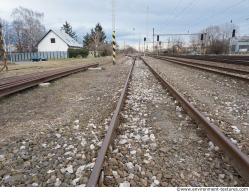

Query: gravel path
[143,57,249,155]
[102,59,248,187]
[0,56,131,186]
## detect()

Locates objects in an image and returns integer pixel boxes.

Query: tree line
[159,23,239,55]
[0,6,112,56]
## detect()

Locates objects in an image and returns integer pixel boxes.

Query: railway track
[167,55,249,66]
[0,63,99,98]
[86,56,249,187]
[149,55,249,82]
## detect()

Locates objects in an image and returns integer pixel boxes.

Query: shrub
[68,48,89,58]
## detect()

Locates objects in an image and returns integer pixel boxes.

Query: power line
[169,0,183,18]
[174,0,199,20]
[193,0,248,27]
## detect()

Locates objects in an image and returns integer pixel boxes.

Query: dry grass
[0,56,113,79]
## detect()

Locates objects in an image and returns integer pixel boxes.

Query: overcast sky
[1,0,249,47]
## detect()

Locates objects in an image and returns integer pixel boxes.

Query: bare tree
[190,23,239,54]
[11,7,46,52]
[0,22,8,71]
[83,23,106,56]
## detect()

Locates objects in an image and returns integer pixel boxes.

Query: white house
[231,36,249,53]
[37,29,82,52]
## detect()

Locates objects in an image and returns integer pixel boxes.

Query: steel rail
[0,63,99,98]
[159,56,249,75]
[0,65,99,87]
[86,57,136,187]
[149,55,249,82]
[141,57,249,181]
[172,55,249,66]
[0,66,92,88]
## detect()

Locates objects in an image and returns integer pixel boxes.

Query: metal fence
[7,51,68,62]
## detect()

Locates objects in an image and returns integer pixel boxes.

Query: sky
[0,0,249,48]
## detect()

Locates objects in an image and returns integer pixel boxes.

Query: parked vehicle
[31,56,48,62]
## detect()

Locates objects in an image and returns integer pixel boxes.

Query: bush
[68,48,89,58]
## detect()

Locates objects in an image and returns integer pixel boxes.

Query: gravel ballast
[102,59,248,187]
[143,56,249,155]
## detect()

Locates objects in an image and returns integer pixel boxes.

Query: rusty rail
[149,55,249,82]
[0,63,99,98]
[141,57,249,181]
[86,57,136,187]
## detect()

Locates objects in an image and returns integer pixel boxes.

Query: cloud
[0,0,248,45]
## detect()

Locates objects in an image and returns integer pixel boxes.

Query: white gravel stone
[208,141,215,151]
[81,138,87,146]
[85,162,95,169]
[32,183,39,187]
[154,180,160,185]
[42,143,47,148]
[72,178,80,186]
[20,146,26,150]
[219,174,225,179]
[126,162,134,173]
[119,139,128,145]
[119,181,130,187]
[0,155,5,161]
[74,120,80,124]
[112,149,119,153]
[65,165,74,174]
[47,170,55,174]
[150,134,155,141]
[112,171,119,179]
[54,178,61,187]
[130,150,136,155]
[39,82,51,87]
[76,165,86,177]
[231,126,241,134]
[141,135,150,142]
[54,144,61,149]
[74,125,80,129]
[90,144,95,150]
[230,138,238,144]
[82,154,86,159]
[128,173,134,179]
[55,133,61,138]
[135,164,142,172]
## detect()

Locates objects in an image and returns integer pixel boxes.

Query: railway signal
[201,33,204,41]
[232,29,236,38]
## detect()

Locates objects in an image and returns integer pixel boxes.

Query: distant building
[231,36,249,53]
[37,29,82,52]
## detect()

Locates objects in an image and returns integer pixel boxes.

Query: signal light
[201,34,204,41]
[157,35,159,42]
[232,29,236,38]
[144,37,146,42]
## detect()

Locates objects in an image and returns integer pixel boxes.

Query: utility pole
[112,0,116,65]
[144,37,146,56]
[153,28,155,52]
[146,6,149,52]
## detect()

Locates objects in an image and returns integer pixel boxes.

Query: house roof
[37,29,82,48]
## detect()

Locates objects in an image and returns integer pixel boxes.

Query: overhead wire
[192,0,248,27]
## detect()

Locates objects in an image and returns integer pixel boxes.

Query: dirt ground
[0,56,133,186]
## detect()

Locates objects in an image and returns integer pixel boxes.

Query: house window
[51,38,55,43]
